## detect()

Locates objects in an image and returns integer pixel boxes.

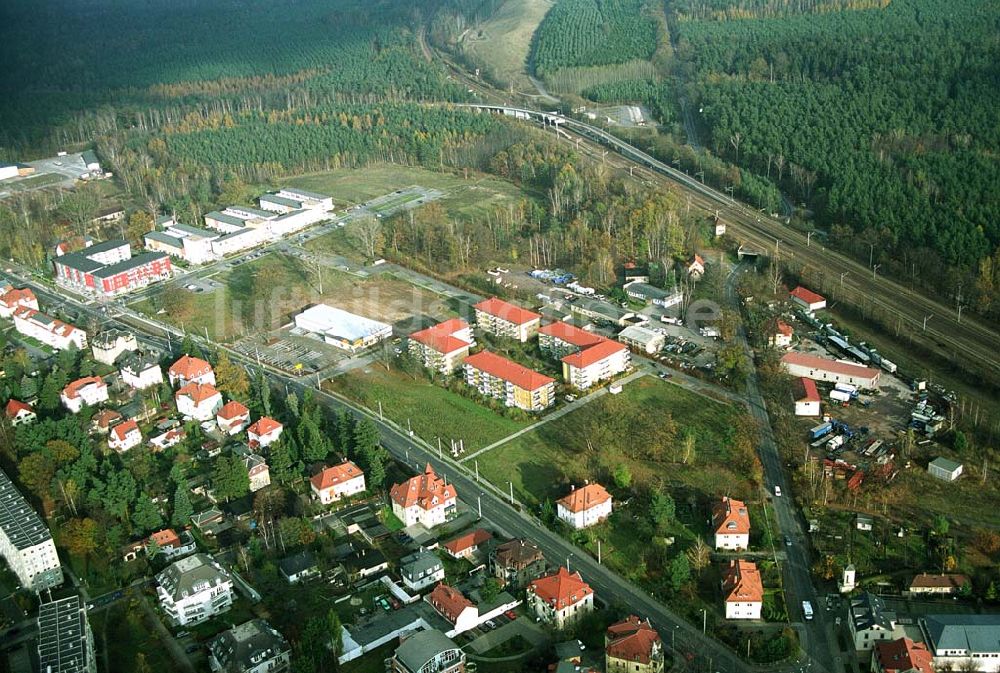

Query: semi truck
[830,389,852,403]
[809,422,833,440]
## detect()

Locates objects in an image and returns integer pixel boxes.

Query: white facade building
[0,469,63,592]
[295,304,392,352]
[390,465,457,529]
[311,461,366,505]
[13,308,87,351]
[175,383,223,421]
[120,352,163,390]
[156,553,234,627]
[556,484,613,530]
[61,377,109,414]
[92,330,138,365]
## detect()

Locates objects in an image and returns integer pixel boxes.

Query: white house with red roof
[688,254,706,278]
[408,319,475,374]
[781,352,880,388]
[722,560,763,619]
[794,377,821,416]
[769,320,793,348]
[150,428,186,451]
[13,307,87,351]
[247,417,283,448]
[175,383,223,421]
[311,461,366,505]
[873,637,934,673]
[789,286,827,312]
[464,350,555,411]
[0,287,38,319]
[712,497,750,550]
[442,529,492,560]
[168,355,216,387]
[4,400,36,426]
[538,321,605,358]
[557,483,612,530]
[389,464,457,529]
[527,567,594,628]
[605,615,664,673]
[473,297,541,342]
[427,584,479,636]
[60,376,108,413]
[109,419,142,453]
[216,401,250,435]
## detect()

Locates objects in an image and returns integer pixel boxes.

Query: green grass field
[325,365,530,451]
[459,0,554,90]
[3,172,66,192]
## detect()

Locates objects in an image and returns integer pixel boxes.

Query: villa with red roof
[712,497,750,550]
[557,483,613,530]
[109,419,142,453]
[442,529,492,560]
[789,286,827,312]
[247,417,283,448]
[605,615,664,673]
[527,567,594,628]
[175,383,223,421]
[408,319,475,374]
[216,400,250,435]
[4,400,36,426]
[0,287,38,319]
[311,461,366,505]
[168,354,216,387]
[390,464,457,529]
[769,320,794,348]
[722,560,763,619]
[473,297,541,342]
[873,638,934,673]
[60,376,108,413]
[781,352,880,388]
[794,377,821,416]
[464,351,554,411]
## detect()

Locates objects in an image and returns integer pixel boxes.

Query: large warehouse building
[294,304,392,352]
[780,352,880,388]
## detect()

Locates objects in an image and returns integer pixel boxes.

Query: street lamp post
[840,271,849,288]
[872,264,881,280]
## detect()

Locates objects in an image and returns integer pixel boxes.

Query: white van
[774,485,782,497]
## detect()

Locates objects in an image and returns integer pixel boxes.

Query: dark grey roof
[400,551,443,579]
[80,150,99,166]
[169,222,217,238]
[261,194,302,208]
[278,551,317,577]
[208,619,289,673]
[280,187,329,201]
[54,253,103,273]
[144,231,184,248]
[92,251,169,278]
[37,594,93,673]
[850,593,894,632]
[93,329,134,349]
[274,209,308,221]
[225,205,274,219]
[394,629,461,673]
[205,211,247,228]
[571,298,629,321]
[214,227,254,243]
[923,614,1000,654]
[85,239,128,255]
[156,553,230,602]
[0,468,54,549]
[120,350,160,374]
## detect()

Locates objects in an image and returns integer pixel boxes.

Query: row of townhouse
[13,306,87,351]
[53,239,172,297]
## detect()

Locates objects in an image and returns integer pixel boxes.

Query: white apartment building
[61,377,109,414]
[473,297,541,342]
[0,287,39,319]
[13,307,87,351]
[408,319,475,375]
[156,553,234,626]
[0,468,63,592]
[120,351,163,390]
[561,340,630,389]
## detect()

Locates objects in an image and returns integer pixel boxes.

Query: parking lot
[233,333,345,375]
[0,152,92,198]
[364,186,444,218]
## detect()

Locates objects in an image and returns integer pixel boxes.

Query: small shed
[927,457,963,482]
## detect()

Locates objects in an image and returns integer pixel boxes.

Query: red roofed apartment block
[216,400,250,435]
[722,560,763,620]
[0,287,39,318]
[408,318,475,374]
[247,417,283,448]
[4,399,36,426]
[13,307,87,351]
[109,419,142,453]
[527,567,594,628]
[389,464,457,529]
[541,321,631,389]
[789,286,827,312]
[473,297,541,342]
[310,461,366,505]
[605,615,664,673]
[464,350,555,412]
[712,497,750,550]
[556,483,613,530]
[442,529,492,560]
[168,354,216,387]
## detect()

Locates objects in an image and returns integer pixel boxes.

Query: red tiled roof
[529,567,593,610]
[248,416,282,436]
[390,464,457,511]
[217,400,249,421]
[62,376,105,399]
[0,287,36,309]
[175,382,220,405]
[410,318,472,355]
[93,409,123,429]
[797,377,821,403]
[474,297,540,325]
[558,483,611,513]
[692,254,705,267]
[781,352,880,380]
[790,286,825,306]
[722,560,763,603]
[443,529,492,555]
[464,351,554,391]
[4,399,33,418]
[14,307,81,338]
[428,584,475,624]
[713,497,750,536]
[111,419,139,442]
[562,339,627,369]
[149,529,180,549]
[909,573,969,591]
[776,320,793,337]
[606,615,661,665]
[539,321,605,349]
[169,354,213,380]
[311,461,364,491]
[874,638,934,673]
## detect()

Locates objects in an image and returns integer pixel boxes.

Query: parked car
[485,620,497,630]
[504,610,517,620]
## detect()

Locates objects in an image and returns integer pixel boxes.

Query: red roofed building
[390,464,457,529]
[527,567,594,628]
[442,529,492,560]
[175,383,223,421]
[688,254,706,278]
[873,637,934,673]
[4,400,36,426]
[60,376,108,413]
[556,483,612,530]
[908,573,969,596]
[109,419,142,453]
[247,417,283,448]
[561,339,630,390]
[464,351,554,411]
[216,400,250,435]
[712,497,750,550]
[781,352,880,388]
[769,319,794,348]
[0,287,38,319]
[795,377,822,416]
[13,307,87,351]
[605,615,664,673]
[538,321,605,357]
[722,560,763,619]
[473,297,541,342]
[168,354,216,387]
[311,461,366,505]
[789,286,827,312]
[427,584,479,635]
[409,319,475,374]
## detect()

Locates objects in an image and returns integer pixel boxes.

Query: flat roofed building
[36,594,95,673]
[392,629,465,673]
[408,319,475,374]
[0,468,63,592]
[618,325,665,354]
[204,211,248,233]
[927,457,963,482]
[259,193,304,213]
[294,304,392,352]
[276,187,333,210]
[463,351,555,411]
[208,619,290,673]
[473,297,541,342]
[780,352,881,388]
[623,280,683,309]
